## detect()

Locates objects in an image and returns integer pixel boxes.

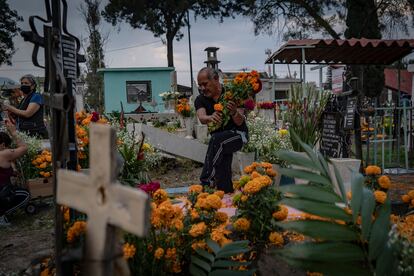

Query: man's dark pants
[200,130,243,193]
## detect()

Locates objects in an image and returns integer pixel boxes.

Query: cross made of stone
[57,123,150,275]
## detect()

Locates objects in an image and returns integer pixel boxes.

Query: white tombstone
[57,124,150,276]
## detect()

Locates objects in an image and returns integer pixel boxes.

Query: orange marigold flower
[374,190,387,204]
[408,190,414,199]
[243,180,262,194]
[206,194,222,209]
[190,208,199,220]
[171,219,184,231]
[195,198,208,209]
[189,222,207,237]
[172,261,182,273]
[377,175,391,189]
[241,195,248,202]
[197,192,209,199]
[365,165,381,176]
[346,191,352,200]
[269,232,284,247]
[215,211,228,223]
[402,194,411,203]
[66,221,86,243]
[123,243,136,260]
[251,171,261,179]
[233,218,250,232]
[165,248,177,260]
[214,103,224,112]
[153,189,168,204]
[154,248,164,259]
[243,165,254,174]
[272,205,289,221]
[214,190,225,199]
[188,184,203,194]
[191,240,207,251]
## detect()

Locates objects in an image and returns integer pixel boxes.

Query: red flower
[91,112,100,122]
[244,98,255,110]
[137,181,160,195]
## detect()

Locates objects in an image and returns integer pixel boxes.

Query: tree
[80,0,106,112]
[0,0,22,66]
[103,0,233,68]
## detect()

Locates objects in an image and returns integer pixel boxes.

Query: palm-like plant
[274,134,396,276]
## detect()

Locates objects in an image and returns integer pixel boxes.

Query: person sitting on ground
[0,120,30,226]
[1,74,48,138]
[195,67,249,193]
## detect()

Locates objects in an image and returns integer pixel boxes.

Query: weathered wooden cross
[57,123,150,275]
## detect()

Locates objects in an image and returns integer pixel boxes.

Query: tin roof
[265,38,414,65]
[384,68,413,95]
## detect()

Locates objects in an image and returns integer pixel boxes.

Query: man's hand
[1,103,9,112]
[227,101,237,116]
[209,111,222,124]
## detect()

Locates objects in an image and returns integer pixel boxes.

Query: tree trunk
[167,32,174,68]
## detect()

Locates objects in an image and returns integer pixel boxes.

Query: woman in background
[2,74,48,138]
[0,120,29,226]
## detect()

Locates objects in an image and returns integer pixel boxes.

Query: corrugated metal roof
[265,38,414,65]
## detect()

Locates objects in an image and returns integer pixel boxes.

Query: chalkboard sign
[344,96,357,130]
[320,112,341,158]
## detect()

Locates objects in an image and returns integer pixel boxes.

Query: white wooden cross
[57,123,150,275]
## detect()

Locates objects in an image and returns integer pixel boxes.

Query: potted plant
[285,84,330,151]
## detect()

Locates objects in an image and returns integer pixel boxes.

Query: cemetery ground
[1,155,414,275]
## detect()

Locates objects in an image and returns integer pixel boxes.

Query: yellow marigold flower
[374,190,387,204]
[189,222,207,237]
[153,189,168,204]
[214,103,223,112]
[123,243,136,260]
[365,165,381,176]
[269,232,284,247]
[402,194,411,203]
[266,168,277,177]
[233,218,250,232]
[272,205,288,221]
[278,129,288,136]
[215,211,228,223]
[39,162,47,169]
[154,248,164,259]
[191,240,207,251]
[206,194,222,209]
[258,175,272,186]
[165,248,177,260]
[189,184,203,194]
[377,175,391,189]
[408,190,414,199]
[214,190,225,199]
[45,155,52,162]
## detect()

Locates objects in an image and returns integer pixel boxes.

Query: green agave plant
[274,133,397,276]
[190,239,255,276]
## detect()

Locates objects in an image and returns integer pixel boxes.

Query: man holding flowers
[195,67,249,193]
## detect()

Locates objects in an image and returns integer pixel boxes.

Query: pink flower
[244,99,255,110]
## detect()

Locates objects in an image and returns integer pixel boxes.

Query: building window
[126,81,152,103]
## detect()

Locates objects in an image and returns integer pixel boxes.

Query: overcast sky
[1,0,412,87]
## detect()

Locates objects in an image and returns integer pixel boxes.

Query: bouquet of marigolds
[209,71,262,132]
[175,98,193,117]
[31,149,53,178]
